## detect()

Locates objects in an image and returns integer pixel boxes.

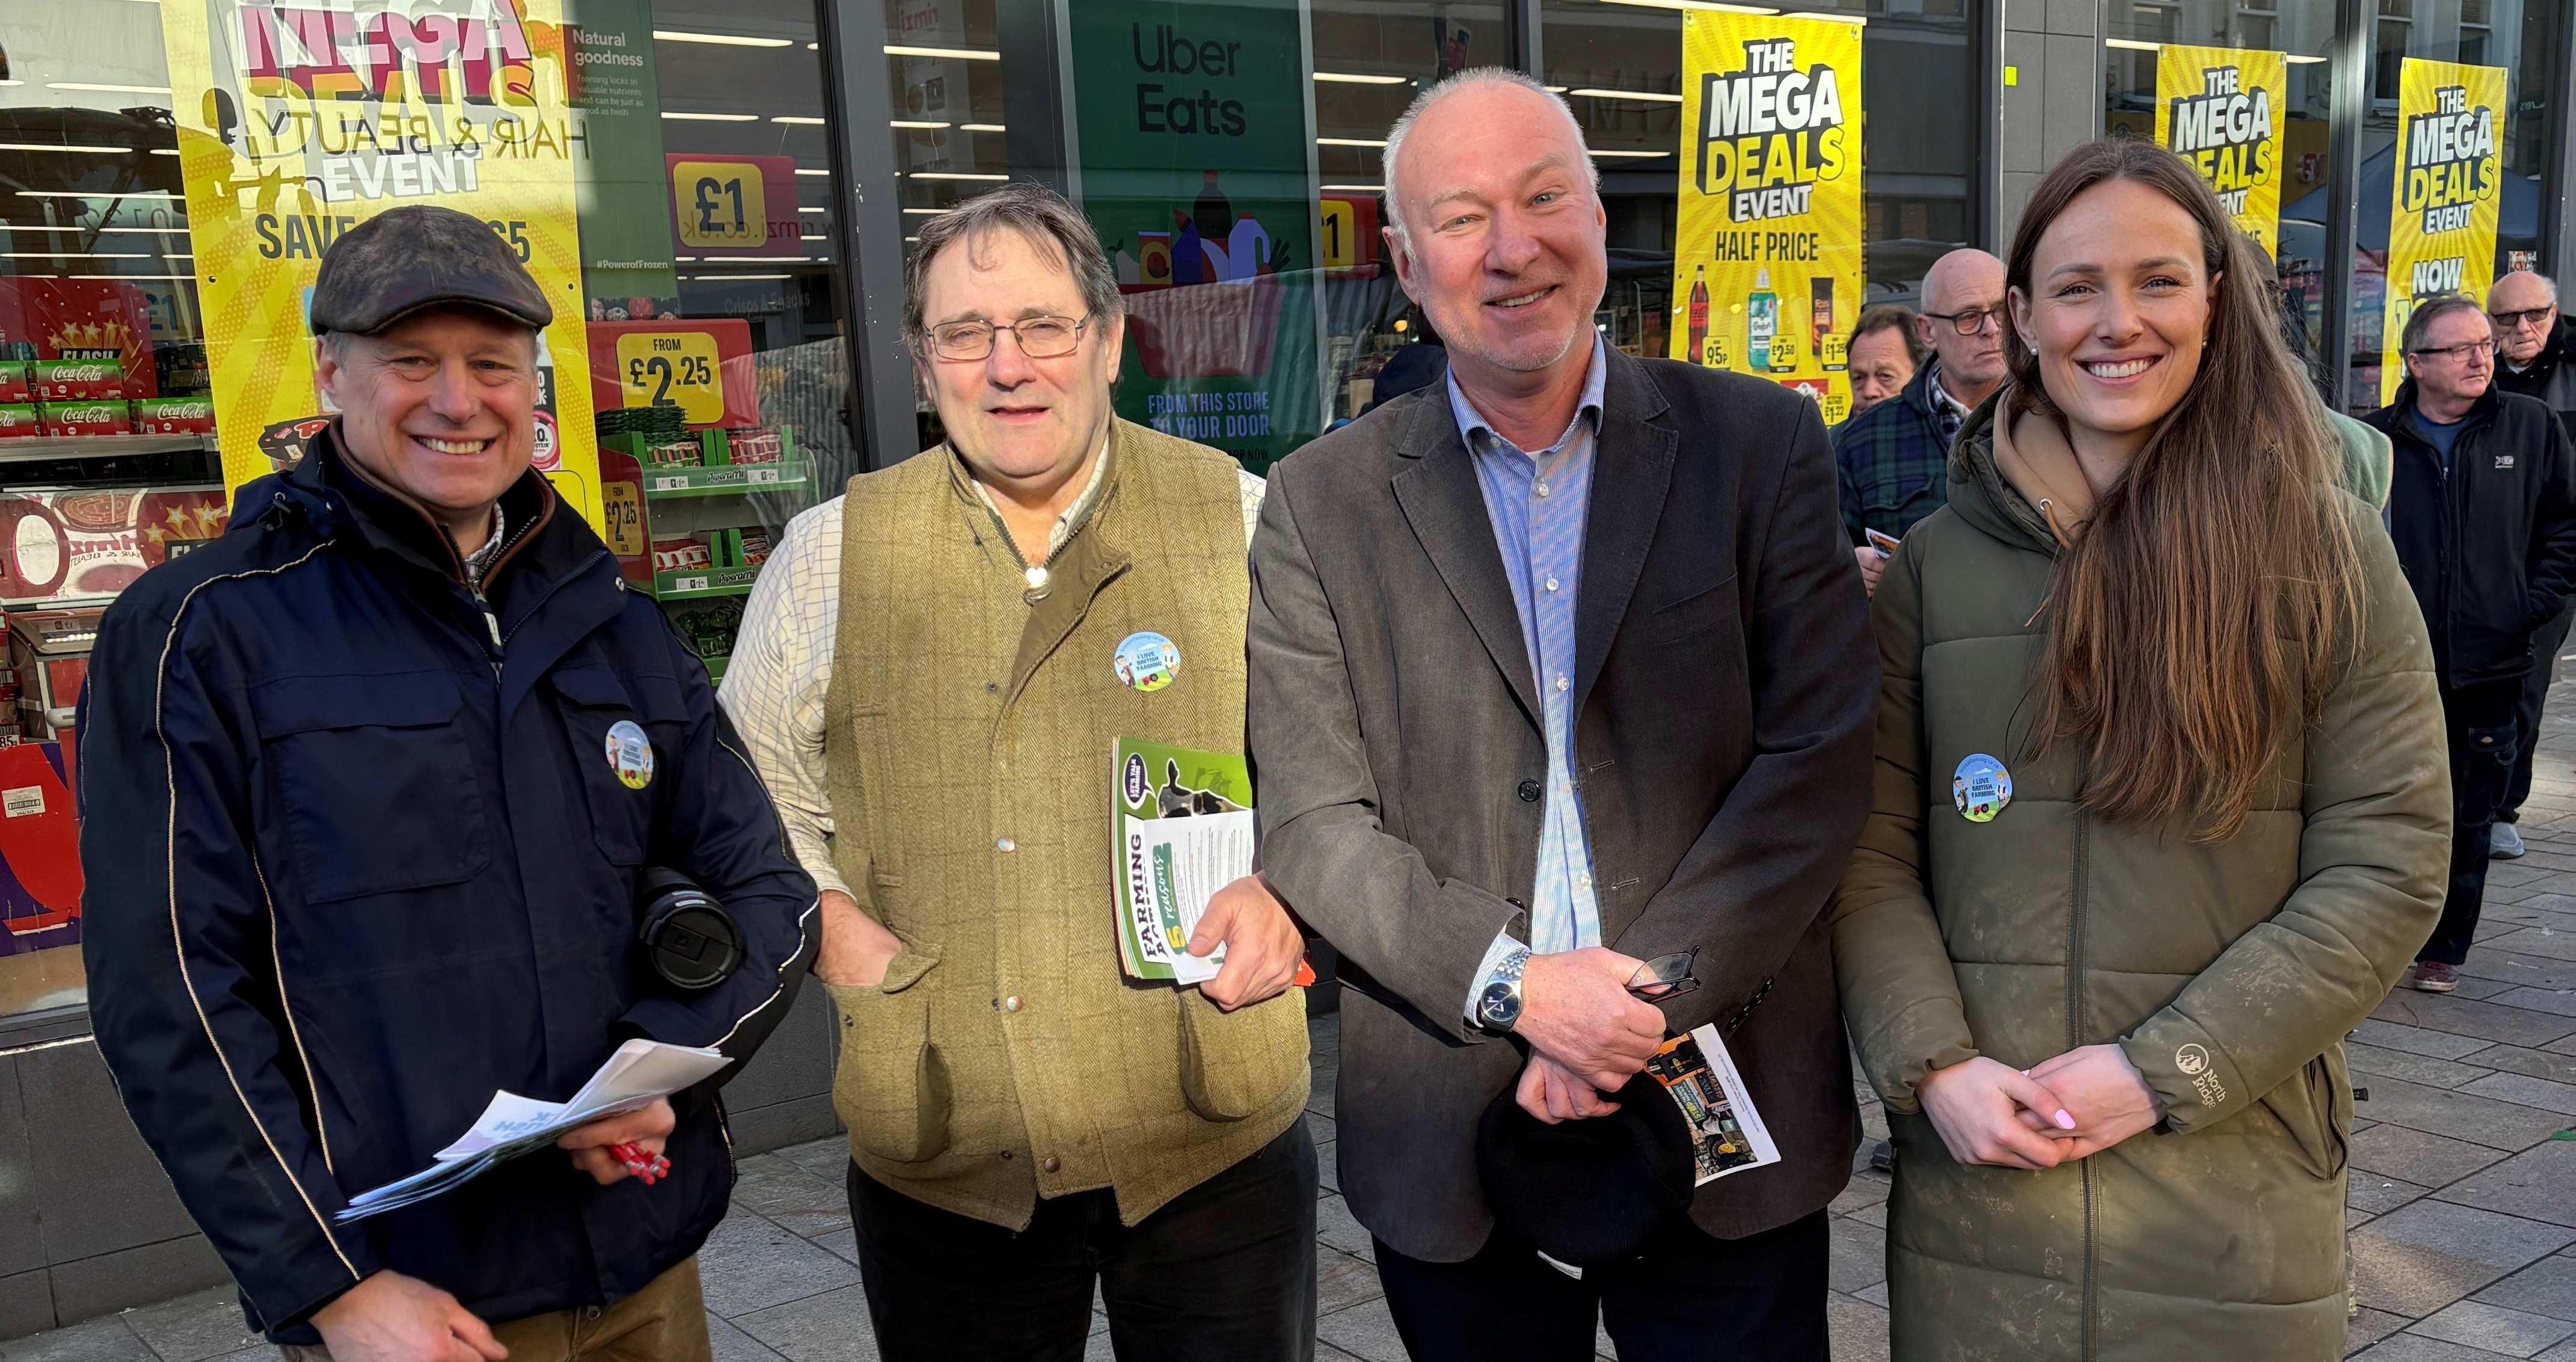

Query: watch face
[1480,983,1520,1026]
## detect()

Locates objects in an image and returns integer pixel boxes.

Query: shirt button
[1004,996,1022,1013]
[1041,1156,1061,1174]
[1518,779,1542,802]
[1544,576,1560,592]
[1535,481,1551,498]
[1555,675,1569,692]
[997,837,1017,852]
[1579,873,1593,889]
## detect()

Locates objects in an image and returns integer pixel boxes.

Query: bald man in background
[1832,248,2007,595]
[2489,269,2576,858]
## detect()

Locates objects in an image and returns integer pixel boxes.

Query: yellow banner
[1669,13,1863,426]
[158,0,601,530]
[2153,44,2286,259]
[2380,56,2508,406]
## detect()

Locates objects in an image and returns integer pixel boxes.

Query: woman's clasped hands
[1915,1045,2164,1170]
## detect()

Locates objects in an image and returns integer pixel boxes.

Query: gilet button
[997,837,1017,852]
[1003,996,1021,1013]
[1517,779,1542,802]
[1041,1156,1061,1174]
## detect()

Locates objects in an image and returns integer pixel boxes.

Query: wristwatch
[1476,946,1529,1034]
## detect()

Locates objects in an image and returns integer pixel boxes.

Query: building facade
[0,0,2569,1334]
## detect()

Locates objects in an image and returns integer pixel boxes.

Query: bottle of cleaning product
[1747,268,1777,373]
[1686,266,1710,367]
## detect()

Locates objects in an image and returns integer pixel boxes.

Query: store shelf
[652,565,761,599]
[701,655,729,684]
[0,433,218,464]
[639,462,809,498]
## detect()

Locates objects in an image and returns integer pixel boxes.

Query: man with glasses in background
[722,182,1317,1360]
[2368,292,2576,990]
[2486,271,2576,859]
[1832,248,2008,595]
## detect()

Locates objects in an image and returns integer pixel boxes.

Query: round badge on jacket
[1952,753,2011,822]
[607,719,654,790]
[1112,631,1181,693]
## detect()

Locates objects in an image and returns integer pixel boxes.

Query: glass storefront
[0,0,2568,1027]
[0,0,863,1021]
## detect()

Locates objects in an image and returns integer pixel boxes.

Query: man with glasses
[2486,271,2576,858]
[1831,248,2008,595]
[2368,292,2576,991]
[722,182,1317,1359]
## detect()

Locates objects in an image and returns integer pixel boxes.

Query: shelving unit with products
[587,318,807,686]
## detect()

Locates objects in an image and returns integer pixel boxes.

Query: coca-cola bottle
[1687,265,1710,366]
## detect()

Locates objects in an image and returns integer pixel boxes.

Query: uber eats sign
[1067,0,1320,474]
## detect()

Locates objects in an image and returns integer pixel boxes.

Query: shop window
[2103,0,2340,397]
[2346,0,2563,411]
[0,0,860,1022]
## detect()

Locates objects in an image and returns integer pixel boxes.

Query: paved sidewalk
[14,711,2576,1361]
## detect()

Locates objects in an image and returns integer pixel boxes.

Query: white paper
[1118,809,1253,986]
[337,1040,730,1221]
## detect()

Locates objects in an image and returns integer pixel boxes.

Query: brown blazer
[1247,346,1877,1260]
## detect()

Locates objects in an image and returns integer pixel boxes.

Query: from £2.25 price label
[618,330,725,426]
[601,479,646,557]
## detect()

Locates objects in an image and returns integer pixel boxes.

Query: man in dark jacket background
[2368,291,2576,992]
[79,206,817,1361]
[2486,270,2576,857]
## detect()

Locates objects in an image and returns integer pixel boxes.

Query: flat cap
[310,204,553,336]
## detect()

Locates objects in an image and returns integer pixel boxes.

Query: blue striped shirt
[1447,336,1608,959]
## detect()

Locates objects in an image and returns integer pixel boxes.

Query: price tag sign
[673,575,710,592]
[1768,333,1799,370]
[671,159,770,250]
[1821,332,1848,371]
[652,474,688,491]
[617,331,725,427]
[747,467,780,485]
[601,479,646,557]
[1319,198,1358,269]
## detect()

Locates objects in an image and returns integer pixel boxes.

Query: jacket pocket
[826,946,951,1163]
[1176,985,1309,1121]
[548,664,690,867]
[248,671,490,903]
[2258,1048,2352,1180]
[1643,571,1741,646]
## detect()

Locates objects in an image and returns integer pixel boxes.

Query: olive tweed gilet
[820,420,1308,1230]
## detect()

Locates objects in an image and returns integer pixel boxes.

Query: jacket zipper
[2067,777,2097,1361]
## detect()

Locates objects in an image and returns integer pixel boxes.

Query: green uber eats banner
[1069,0,1320,477]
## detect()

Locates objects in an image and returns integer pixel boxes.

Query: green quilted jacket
[1831,403,2450,1361]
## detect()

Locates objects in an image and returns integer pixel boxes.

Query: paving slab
[2463,1045,2576,1084]
[2357,1019,2504,1060]
[731,1284,879,1362]
[2351,1201,2576,1317]
[2408,1301,2576,1358]
[2462,1072,2576,1114]
[111,1287,258,1362]
[2438,1141,2576,1229]
[2473,1257,2576,1322]
[2350,1043,2497,1090]
[2351,1076,2575,1151]
[1313,1295,1406,1362]
[696,1212,864,1318]
[2372,994,2576,1050]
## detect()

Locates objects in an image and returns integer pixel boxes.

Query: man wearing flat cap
[80,204,818,1362]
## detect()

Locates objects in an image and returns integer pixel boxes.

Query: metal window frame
[820,0,930,471]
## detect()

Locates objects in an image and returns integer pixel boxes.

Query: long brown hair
[2008,138,2366,842]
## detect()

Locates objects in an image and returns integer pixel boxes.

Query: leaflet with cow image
[1111,737,1254,985]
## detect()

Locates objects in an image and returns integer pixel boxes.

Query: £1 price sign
[666,155,802,257]
[616,330,725,426]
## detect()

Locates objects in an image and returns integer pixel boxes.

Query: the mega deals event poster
[1669,11,1862,426]
[156,0,605,529]
[2153,44,2287,259]
[2380,56,2507,406]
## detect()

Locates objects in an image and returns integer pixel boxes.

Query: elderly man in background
[1844,304,1922,416]
[2486,271,2576,857]
[2369,292,2576,989]
[1248,69,1875,1360]
[1833,248,2008,594]
[722,182,1316,1361]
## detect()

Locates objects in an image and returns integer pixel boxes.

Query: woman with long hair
[1832,138,2451,1359]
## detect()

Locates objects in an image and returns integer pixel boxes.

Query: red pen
[610,1141,671,1185]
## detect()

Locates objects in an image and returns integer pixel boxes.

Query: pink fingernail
[2054,1109,2076,1130]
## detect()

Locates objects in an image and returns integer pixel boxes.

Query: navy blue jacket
[78,428,817,1342]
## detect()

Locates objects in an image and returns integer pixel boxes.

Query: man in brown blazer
[1247,70,1877,1359]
